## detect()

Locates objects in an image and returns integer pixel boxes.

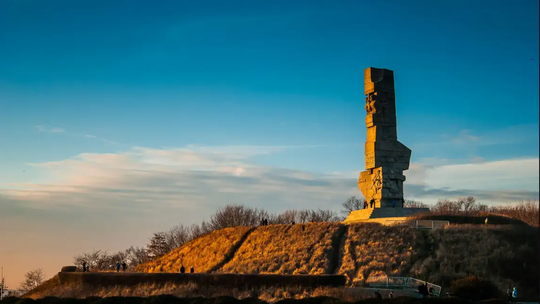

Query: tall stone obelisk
[358,67,411,208]
[344,67,429,223]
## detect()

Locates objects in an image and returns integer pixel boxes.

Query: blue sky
[0,0,538,287]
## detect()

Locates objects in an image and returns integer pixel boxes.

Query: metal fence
[366,276,442,297]
[384,220,450,229]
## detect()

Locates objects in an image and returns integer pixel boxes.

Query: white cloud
[0,144,537,288]
[1,145,537,211]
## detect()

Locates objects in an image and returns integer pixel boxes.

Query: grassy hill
[222,223,344,275]
[136,226,254,273]
[135,221,538,299]
[337,224,426,285]
[27,217,539,301]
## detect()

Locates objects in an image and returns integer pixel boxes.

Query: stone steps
[343,208,430,224]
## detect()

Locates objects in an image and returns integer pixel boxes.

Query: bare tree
[300,209,341,222]
[490,200,539,226]
[273,209,300,224]
[19,269,46,293]
[166,224,192,249]
[123,246,149,268]
[73,249,111,271]
[209,204,270,229]
[404,199,430,208]
[189,222,212,239]
[341,196,363,216]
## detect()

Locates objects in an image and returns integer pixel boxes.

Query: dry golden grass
[338,223,424,286]
[222,223,342,275]
[26,280,374,303]
[136,226,253,273]
[29,221,539,301]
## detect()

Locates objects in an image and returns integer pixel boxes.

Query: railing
[367,276,442,297]
[384,220,450,229]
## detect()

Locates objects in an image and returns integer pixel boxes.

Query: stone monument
[344,67,429,224]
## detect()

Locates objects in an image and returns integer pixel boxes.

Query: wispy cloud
[0,145,537,290]
[33,125,125,146]
[1,145,537,212]
[35,125,65,133]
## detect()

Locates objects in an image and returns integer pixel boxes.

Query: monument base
[343,208,430,225]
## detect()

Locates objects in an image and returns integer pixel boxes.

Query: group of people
[180,265,195,274]
[260,218,269,226]
[80,261,128,272]
[507,287,518,303]
[362,198,406,209]
[115,262,128,272]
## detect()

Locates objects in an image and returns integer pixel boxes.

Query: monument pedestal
[343,208,430,225]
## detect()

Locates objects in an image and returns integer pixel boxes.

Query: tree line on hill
[69,197,538,273]
[72,205,342,272]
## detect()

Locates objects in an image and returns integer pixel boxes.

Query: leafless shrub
[19,268,46,293]
[341,196,363,216]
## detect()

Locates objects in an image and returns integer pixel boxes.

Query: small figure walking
[389,291,394,299]
[512,287,517,303]
[190,266,195,273]
[82,261,87,272]
[180,265,185,273]
[116,262,121,272]
[370,198,375,208]
[363,200,368,209]
[121,261,127,272]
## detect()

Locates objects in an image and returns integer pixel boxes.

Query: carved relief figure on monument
[365,93,375,114]
[372,170,382,194]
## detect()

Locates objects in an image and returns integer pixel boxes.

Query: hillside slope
[222,223,344,275]
[337,223,427,285]
[135,222,538,299]
[136,226,253,273]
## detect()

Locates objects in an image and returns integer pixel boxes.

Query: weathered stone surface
[358,67,411,208]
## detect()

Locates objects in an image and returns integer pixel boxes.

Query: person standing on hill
[82,262,87,272]
[116,262,121,272]
[180,265,185,273]
[506,287,513,303]
[363,200,368,209]
[418,283,428,298]
[190,266,195,273]
[121,261,127,272]
[370,198,375,208]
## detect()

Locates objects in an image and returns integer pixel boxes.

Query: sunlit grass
[222,223,342,275]
[136,226,252,273]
